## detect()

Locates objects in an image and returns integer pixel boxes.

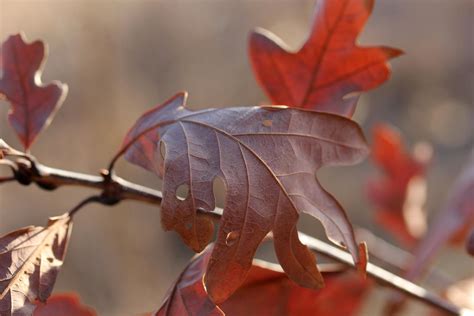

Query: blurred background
[0,0,473,315]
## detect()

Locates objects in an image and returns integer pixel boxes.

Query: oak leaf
[0,33,68,150]
[367,124,430,246]
[0,214,72,315]
[33,293,97,316]
[121,92,368,303]
[249,0,402,117]
[156,244,370,316]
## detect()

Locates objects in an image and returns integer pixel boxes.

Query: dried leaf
[249,0,402,117]
[157,245,223,316]
[0,33,68,150]
[121,92,368,302]
[367,124,430,246]
[33,293,97,316]
[0,214,73,315]
[156,245,370,316]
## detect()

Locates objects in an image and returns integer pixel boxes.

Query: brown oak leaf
[0,33,68,150]
[121,92,368,303]
[0,214,72,315]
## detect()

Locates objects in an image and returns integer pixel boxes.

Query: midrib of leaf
[0,218,67,300]
[180,118,354,258]
[177,122,199,243]
[300,0,350,106]
[181,119,297,212]
[11,39,31,148]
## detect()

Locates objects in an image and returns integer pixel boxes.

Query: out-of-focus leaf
[386,156,474,314]
[156,244,370,316]
[120,92,368,303]
[0,33,68,150]
[405,156,474,280]
[367,124,431,246]
[0,214,73,315]
[249,0,402,117]
[34,293,97,316]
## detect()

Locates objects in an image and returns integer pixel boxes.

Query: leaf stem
[68,195,103,217]
[0,176,16,184]
[107,119,175,173]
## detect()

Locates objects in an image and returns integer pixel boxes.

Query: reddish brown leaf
[0,214,73,315]
[157,245,223,316]
[156,245,370,316]
[0,33,68,150]
[249,0,402,117]
[34,293,97,316]
[222,263,370,316]
[367,124,430,246]
[121,92,368,302]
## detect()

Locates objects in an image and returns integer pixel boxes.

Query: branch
[3,158,465,315]
[299,233,463,315]
[355,227,454,290]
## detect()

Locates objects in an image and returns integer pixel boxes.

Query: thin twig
[299,232,462,315]
[68,195,103,217]
[107,119,175,173]
[0,176,16,184]
[1,159,466,315]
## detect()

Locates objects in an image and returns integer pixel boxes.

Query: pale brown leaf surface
[0,214,72,316]
[121,92,369,303]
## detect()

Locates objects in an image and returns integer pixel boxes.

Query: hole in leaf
[176,184,189,201]
[262,119,272,127]
[212,176,226,208]
[226,231,240,246]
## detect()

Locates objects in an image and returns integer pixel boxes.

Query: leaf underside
[122,92,368,303]
[0,33,68,150]
[0,214,72,316]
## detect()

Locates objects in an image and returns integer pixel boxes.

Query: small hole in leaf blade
[176,184,189,201]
